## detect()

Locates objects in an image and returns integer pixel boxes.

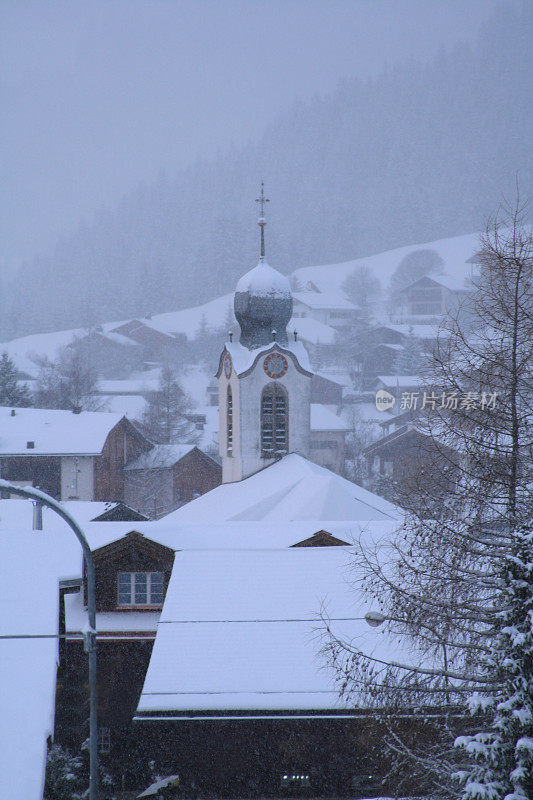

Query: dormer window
[118,571,164,607]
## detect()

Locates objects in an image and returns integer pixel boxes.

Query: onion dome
[234,260,293,349]
[234,183,292,349]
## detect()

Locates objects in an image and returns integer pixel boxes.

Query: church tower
[217,185,312,483]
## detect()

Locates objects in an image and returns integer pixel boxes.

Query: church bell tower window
[227,386,233,455]
[261,384,288,457]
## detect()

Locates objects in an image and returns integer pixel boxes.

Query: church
[217,184,313,484]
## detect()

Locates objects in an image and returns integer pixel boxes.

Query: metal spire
[255,181,269,262]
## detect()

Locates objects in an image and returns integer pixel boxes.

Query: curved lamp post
[0,481,99,800]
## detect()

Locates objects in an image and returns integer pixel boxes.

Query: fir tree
[0,351,32,406]
[323,199,533,797]
[341,265,381,319]
[43,744,84,800]
[394,327,428,375]
[141,364,195,444]
[455,522,533,800]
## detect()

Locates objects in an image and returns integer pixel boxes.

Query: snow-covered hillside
[1,232,479,375]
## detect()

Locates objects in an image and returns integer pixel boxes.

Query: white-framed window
[117,571,164,607]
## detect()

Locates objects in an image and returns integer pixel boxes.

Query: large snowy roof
[163,454,399,523]
[136,548,397,716]
[0,406,125,456]
[0,498,399,553]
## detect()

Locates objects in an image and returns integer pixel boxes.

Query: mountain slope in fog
[1,231,479,374]
[2,3,531,339]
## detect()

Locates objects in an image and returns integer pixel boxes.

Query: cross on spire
[255,181,269,261]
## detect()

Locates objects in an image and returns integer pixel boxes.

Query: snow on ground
[292,232,479,295]
[0,327,87,376]
[143,292,234,337]
[136,547,397,715]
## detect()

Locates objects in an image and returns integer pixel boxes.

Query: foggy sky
[1,0,503,273]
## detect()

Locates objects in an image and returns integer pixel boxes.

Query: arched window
[227,386,233,455]
[261,384,288,456]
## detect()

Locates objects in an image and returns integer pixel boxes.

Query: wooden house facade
[124,445,222,519]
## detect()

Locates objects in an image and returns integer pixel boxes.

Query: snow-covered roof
[163,454,399,523]
[124,444,196,471]
[310,404,349,432]
[96,378,154,394]
[101,330,140,347]
[224,339,313,376]
[0,407,125,456]
[65,589,160,637]
[289,317,337,345]
[235,260,291,298]
[293,291,357,310]
[0,499,149,534]
[99,393,147,419]
[375,375,425,388]
[0,497,399,554]
[136,548,397,716]
[399,273,471,293]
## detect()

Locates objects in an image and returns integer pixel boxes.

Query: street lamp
[364,611,387,628]
[0,481,99,800]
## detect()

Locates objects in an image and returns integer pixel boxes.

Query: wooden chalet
[110,319,186,363]
[56,532,175,773]
[364,410,458,509]
[0,407,152,502]
[124,444,222,519]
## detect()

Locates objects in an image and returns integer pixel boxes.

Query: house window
[261,384,288,456]
[227,386,233,455]
[117,572,164,606]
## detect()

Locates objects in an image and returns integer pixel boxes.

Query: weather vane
[255,181,269,261]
